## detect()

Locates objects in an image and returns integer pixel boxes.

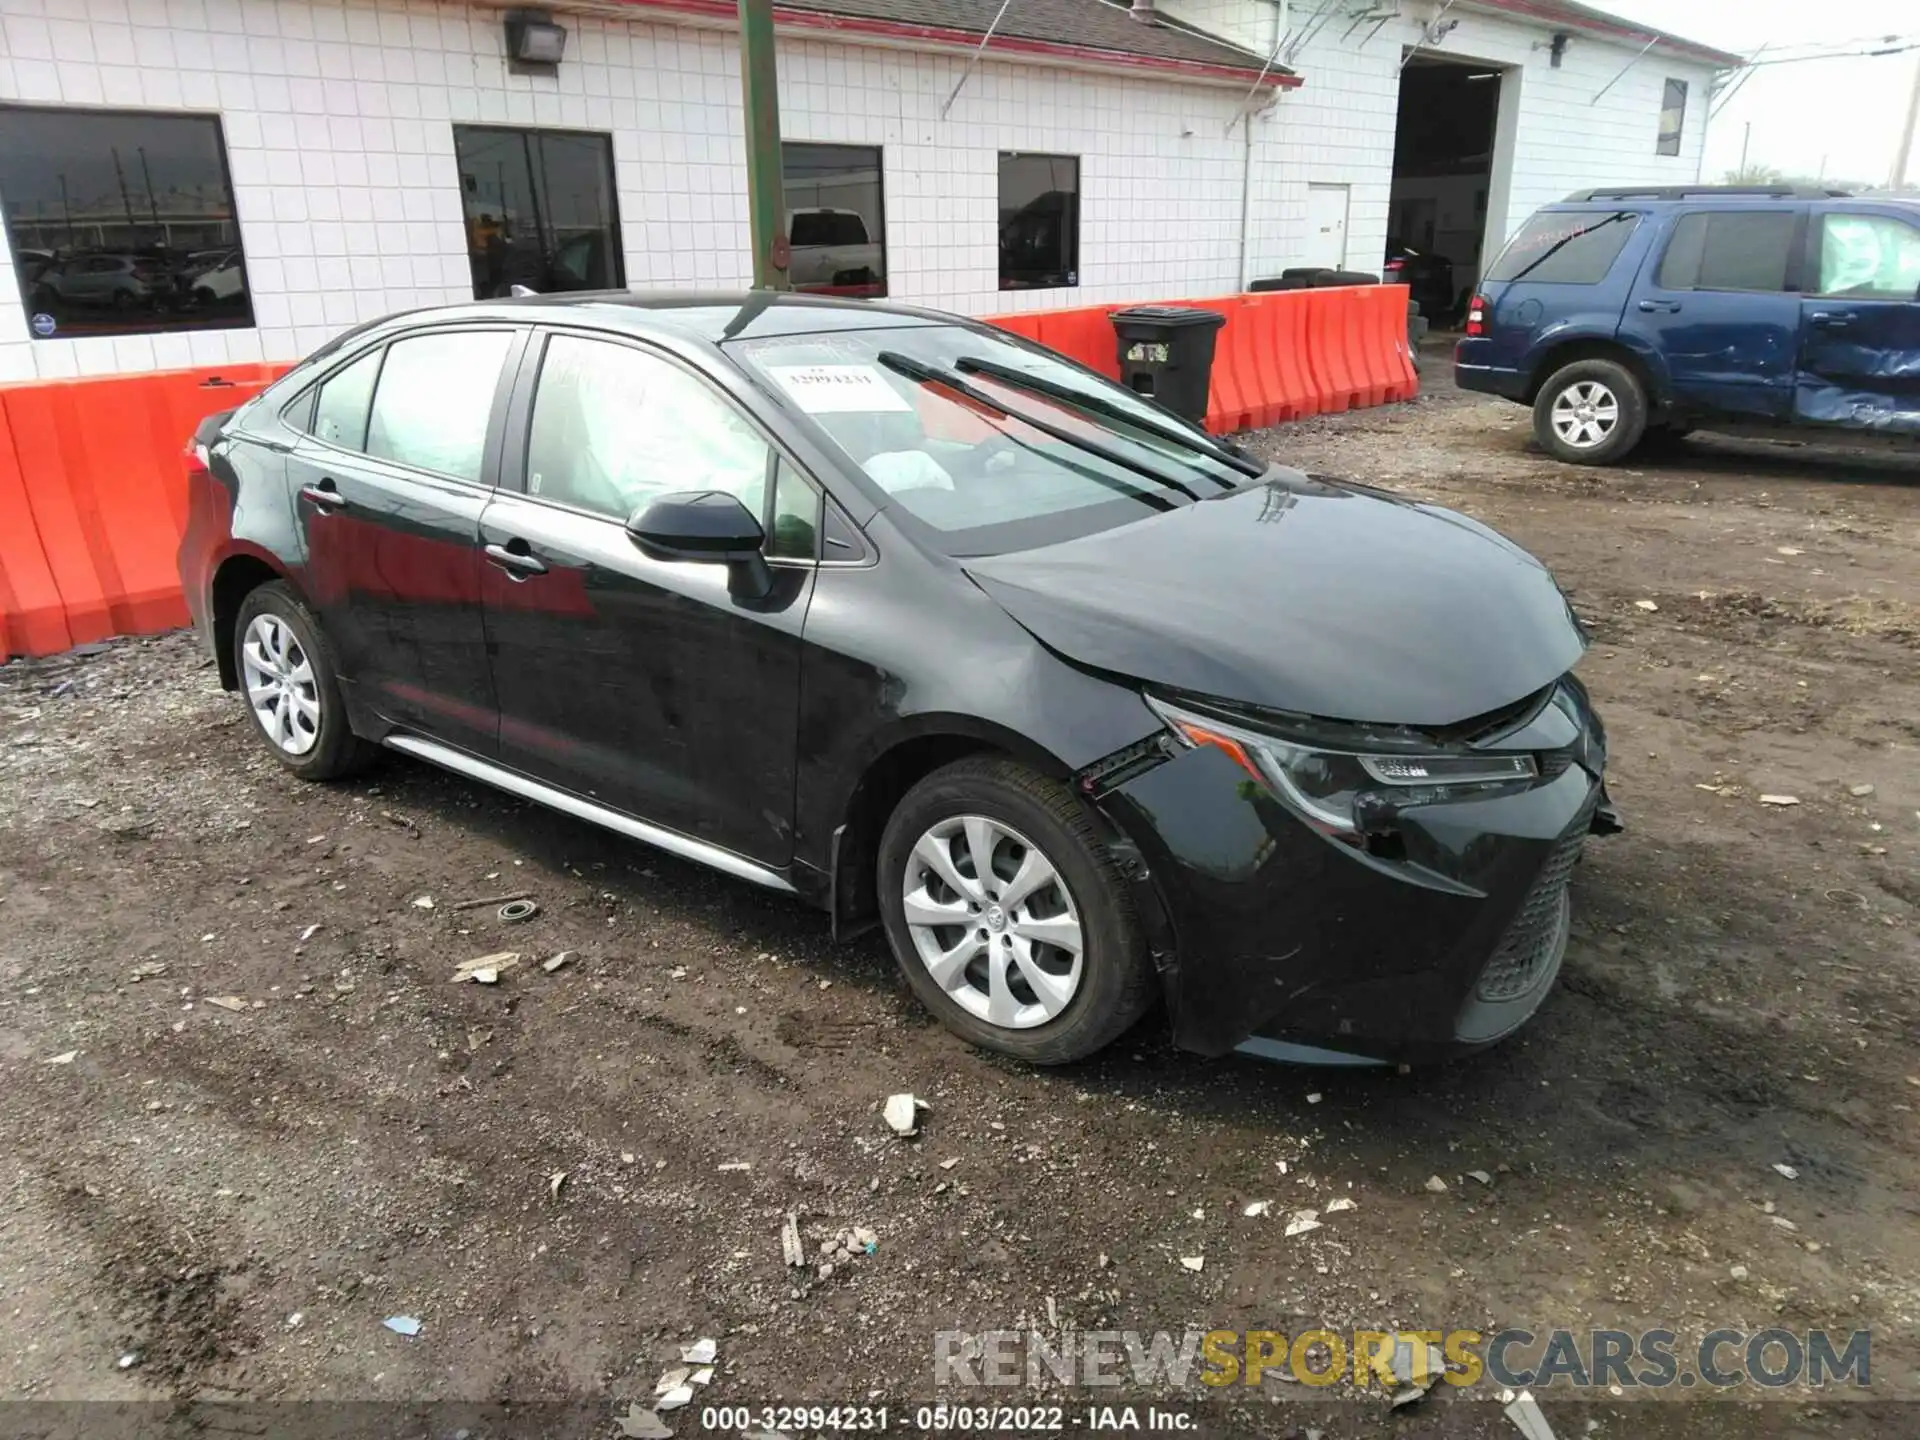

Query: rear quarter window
[1486,211,1640,285]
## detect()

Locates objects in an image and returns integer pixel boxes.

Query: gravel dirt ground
[1,348,1916,1438]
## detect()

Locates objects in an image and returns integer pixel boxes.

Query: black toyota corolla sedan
[179,291,1618,1067]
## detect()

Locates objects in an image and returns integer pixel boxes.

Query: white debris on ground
[451,951,519,983]
[882,1092,924,1136]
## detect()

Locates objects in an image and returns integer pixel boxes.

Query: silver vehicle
[34,253,159,309]
[786,208,883,294]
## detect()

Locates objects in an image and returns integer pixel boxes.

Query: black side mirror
[626,490,771,598]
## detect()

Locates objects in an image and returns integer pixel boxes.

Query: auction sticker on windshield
[768,364,912,413]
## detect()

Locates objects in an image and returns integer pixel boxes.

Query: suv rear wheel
[1533,358,1647,465]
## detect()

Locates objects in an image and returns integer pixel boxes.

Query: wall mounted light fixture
[505,10,567,74]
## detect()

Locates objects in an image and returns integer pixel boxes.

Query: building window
[0,106,251,341]
[1657,79,1687,156]
[782,143,886,297]
[999,153,1080,290]
[453,126,623,300]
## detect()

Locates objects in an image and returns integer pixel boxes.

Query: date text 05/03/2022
[695,1405,1199,1432]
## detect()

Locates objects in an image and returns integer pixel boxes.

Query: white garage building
[0,0,1737,383]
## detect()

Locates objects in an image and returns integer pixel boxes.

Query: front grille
[1475,799,1594,1003]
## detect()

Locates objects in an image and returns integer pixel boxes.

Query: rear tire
[232,581,374,781]
[1533,358,1648,466]
[877,756,1155,1064]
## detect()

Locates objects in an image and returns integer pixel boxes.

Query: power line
[1710,37,1920,118]
[1733,38,1920,68]
[1742,32,1912,57]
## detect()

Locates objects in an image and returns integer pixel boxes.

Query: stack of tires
[1249,267,1380,292]
[1248,268,1426,374]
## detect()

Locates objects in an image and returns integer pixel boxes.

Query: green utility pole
[737,0,789,290]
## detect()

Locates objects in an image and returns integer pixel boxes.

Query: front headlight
[1147,695,1536,839]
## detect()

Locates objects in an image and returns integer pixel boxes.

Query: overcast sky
[1595,0,1917,186]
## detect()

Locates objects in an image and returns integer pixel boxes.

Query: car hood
[962,471,1587,728]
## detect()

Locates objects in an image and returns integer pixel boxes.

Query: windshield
[731,324,1252,556]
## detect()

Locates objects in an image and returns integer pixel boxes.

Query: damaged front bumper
[1091,680,1617,1065]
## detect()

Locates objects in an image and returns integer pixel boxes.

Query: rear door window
[1485,211,1640,285]
[365,330,515,483]
[1657,211,1798,292]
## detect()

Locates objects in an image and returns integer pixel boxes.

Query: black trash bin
[1109,305,1226,426]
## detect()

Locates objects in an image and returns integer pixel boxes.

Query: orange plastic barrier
[0,399,71,662]
[986,282,1415,437]
[1363,283,1420,404]
[982,311,1048,346]
[0,363,286,663]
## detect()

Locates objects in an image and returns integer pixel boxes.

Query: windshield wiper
[1502,213,1629,285]
[953,355,1265,483]
[874,351,1200,503]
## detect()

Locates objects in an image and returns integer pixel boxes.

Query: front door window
[525,334,771,520]
[1814,213,1920,300]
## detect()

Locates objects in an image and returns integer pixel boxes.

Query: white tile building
[1214,0,1735,288]
[0,0,1736,383]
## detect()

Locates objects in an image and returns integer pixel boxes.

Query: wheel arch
[1525,337,1668,413]
[824,715,1075,935]
[209,546,298,690]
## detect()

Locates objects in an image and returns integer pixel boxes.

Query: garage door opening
[1390,54,1506,324]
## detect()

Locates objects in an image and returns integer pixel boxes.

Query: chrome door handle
[298,481,346,510]
[485,542,547,578]
[1809,310,1854,329]
[1637,299,1682,313]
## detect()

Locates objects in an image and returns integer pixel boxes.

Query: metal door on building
[1305,183,1351,271]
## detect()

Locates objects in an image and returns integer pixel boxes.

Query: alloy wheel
[901,814,1084,1029]
[1549,380,1619,449]
[241,613,321,756]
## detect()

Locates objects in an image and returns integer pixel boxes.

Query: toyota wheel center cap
[985,904,1007,932]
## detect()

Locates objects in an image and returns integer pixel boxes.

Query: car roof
[362,290,956,346]
[1550,186,1920,213]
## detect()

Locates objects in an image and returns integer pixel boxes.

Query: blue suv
[1454,186,1920,465]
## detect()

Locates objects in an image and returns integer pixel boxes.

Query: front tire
[877,756,1155,1064]
[1533,358,1647,465]
[232,582,373,780]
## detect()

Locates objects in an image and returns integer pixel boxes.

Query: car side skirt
[383,735,798,895]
